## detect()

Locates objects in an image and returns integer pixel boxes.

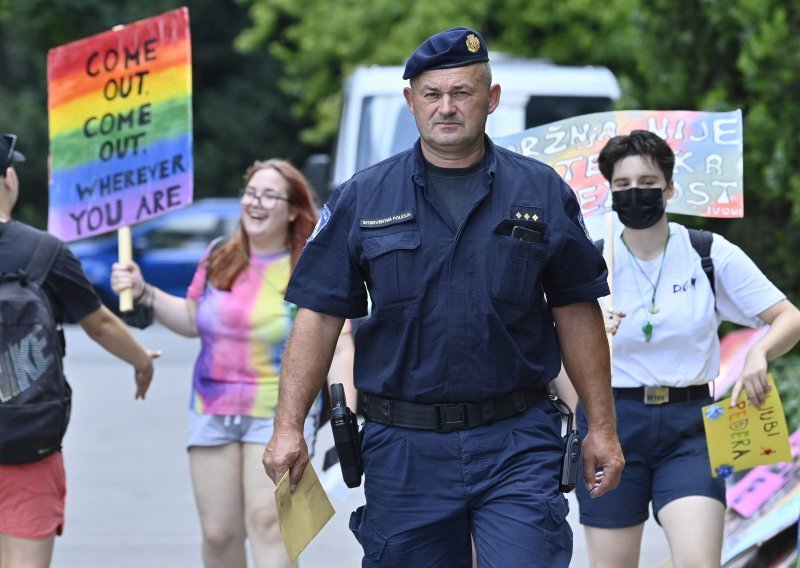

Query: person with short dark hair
[573,129,800,567]
[0,132,158,567]
[262,28,624,566]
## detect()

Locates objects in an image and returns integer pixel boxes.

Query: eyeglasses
[239,187,291,210]
[2,134,16,171]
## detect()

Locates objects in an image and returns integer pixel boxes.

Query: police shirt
[286,138,608,403]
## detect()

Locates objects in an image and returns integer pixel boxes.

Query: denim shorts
[187,413,318,455]
[575,395,725,528]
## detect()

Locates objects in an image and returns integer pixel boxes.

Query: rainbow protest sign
[494,110,743,220]
[47,8,193,242]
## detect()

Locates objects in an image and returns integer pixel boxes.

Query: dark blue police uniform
[285,25,608,567]
[287,139,608,567]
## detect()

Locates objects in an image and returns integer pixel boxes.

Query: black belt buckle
[437,403,467,432]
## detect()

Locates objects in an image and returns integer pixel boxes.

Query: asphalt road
[51,323,670,567]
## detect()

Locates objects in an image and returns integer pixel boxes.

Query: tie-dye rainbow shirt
[187,248,294,418]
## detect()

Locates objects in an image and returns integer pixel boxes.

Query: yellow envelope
[702,374,791,477]
[274,462,336,562]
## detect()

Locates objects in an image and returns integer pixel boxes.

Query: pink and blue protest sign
[494,109,743,220]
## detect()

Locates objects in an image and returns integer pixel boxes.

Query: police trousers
[349,401,572,567]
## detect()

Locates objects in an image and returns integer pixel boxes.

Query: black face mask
[611,187,666,229]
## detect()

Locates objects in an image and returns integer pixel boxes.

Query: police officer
[262,28,624,566]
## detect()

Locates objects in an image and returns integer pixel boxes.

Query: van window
[357,96,414,171]
[525,96,614,128]
[356,95,613,172]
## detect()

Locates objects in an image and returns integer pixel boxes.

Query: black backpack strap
[688,228,715,295]
[593,238,604,254]
[24,233,61,286]
[25,232,65,355]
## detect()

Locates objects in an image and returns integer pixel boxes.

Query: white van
[304,55,621,201]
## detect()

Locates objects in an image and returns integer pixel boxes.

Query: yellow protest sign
[702,374,791,478]
[274,463,335,562]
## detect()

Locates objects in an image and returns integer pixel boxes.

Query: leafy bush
[771,353,800,434]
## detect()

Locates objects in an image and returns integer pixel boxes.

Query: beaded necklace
[621,230,670,342]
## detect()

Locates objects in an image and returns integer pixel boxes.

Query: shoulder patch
[359,211,415,228]
[308,204,331,242]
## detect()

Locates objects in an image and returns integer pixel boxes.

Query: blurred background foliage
[1,0,799,426]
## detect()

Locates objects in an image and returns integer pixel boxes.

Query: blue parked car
[69,198,241,309]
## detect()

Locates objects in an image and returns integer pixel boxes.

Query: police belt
[358,386,548,432]
[613,384,710,405]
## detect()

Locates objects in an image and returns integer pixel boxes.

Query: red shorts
[0,452,66,539]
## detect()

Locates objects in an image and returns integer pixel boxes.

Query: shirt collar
[411,135,497,188]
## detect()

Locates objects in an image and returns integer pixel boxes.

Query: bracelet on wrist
[134,283,155,308]
[134,284,148,303]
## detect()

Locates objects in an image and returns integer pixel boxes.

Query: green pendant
[642,321,653,342]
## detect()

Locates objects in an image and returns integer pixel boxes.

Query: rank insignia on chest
[511,204,543,222]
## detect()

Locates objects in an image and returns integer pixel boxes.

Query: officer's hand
[263,425,309,492]
[581,426,624,498]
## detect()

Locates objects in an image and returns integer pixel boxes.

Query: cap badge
[465,34,481,53]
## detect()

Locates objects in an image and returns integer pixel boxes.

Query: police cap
[402,27,489,80]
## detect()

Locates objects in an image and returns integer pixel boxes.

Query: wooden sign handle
[118,226,133,312]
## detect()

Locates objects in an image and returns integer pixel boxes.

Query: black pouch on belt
[549,394,579,493]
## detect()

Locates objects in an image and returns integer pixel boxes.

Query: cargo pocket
[547,494,569,526]
[544,494,573,564]
[350,505,389,564]
[363,230,421,305]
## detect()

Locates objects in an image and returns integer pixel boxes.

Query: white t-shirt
[607,222,784,388]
